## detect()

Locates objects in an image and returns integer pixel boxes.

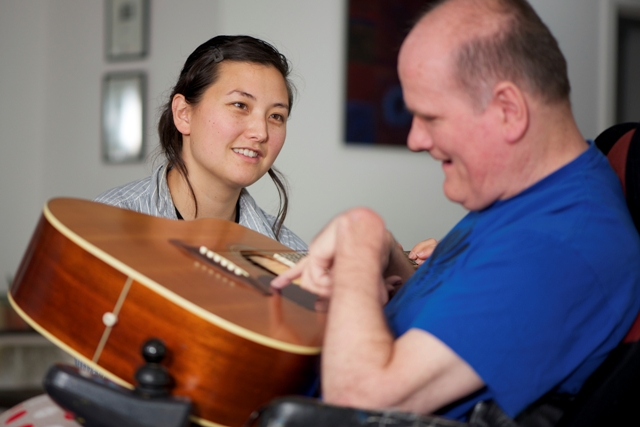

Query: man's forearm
[320,209,396,407]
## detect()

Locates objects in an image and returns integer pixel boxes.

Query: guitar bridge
[169,239,273,296]
[171,240,319,311]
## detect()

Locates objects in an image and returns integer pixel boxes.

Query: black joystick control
[135,338,173,397]
[43,337,192,427]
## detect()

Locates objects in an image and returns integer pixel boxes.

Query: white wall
[0,0,632,292]
[0,1,48,291]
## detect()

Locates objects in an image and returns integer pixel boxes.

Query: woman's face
[177,61,290,192]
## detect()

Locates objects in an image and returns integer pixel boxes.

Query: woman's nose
[245,115,268,142]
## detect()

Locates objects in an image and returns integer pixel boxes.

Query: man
[273,0,640,422]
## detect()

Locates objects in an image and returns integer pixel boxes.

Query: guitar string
[92,276,134,363]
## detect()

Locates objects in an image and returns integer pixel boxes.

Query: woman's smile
[232,147,260,159]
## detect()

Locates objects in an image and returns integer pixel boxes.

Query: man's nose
[407,117,432,152]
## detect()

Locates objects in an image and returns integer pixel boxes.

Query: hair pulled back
[157,35,295,239]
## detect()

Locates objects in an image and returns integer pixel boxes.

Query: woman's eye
[233,102,247,110]
[271,113,285,122]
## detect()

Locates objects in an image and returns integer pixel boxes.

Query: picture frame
[101,71,146,164]
[105,0,150,61]
[344,0,435,146]
[616,8,640,123]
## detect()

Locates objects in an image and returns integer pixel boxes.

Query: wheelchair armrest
[246,396,516,427]
[44,364,192,427]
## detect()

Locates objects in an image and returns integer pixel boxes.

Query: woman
[95,35,306,250]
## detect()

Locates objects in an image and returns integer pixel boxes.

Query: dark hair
[157,35,295,239]
[423,0,570,108]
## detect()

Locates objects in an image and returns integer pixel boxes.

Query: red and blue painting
[345,0,435,146]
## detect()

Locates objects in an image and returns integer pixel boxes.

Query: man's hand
[408,238,438,266]
[271,209,393,304]
[271,217,340,298]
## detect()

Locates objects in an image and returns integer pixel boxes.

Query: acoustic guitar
[9,198,326,427]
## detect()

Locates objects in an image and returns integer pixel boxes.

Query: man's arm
[273,208,484,414]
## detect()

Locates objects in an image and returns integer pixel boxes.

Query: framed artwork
[105,0,150,61]
[616,10,640,123]
[101,72,146,163]
[344,0,435,146]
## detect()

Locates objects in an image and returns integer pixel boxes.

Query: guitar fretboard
[272,251,307,267]
[273,250,418,267]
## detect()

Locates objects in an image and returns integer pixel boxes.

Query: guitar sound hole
[243,254,293,277]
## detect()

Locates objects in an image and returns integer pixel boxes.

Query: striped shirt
[94,163,307,251]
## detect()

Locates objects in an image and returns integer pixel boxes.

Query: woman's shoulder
[276,225,308,251]
[93,164,172,216]
[94,174,155,207]
[238,190,307,251]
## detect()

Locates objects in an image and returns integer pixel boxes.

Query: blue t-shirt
[384,141,640,420]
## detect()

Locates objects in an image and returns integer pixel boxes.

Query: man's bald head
[405,0,570,109]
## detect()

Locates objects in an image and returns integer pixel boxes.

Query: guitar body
[10,198,325,427]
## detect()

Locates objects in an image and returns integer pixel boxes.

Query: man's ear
[490,81,529,144]
[172,94,191,135]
